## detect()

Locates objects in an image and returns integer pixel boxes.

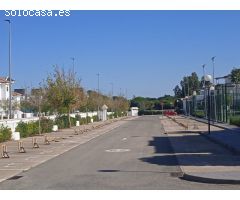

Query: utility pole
[70,57,75,74]
[202,64,207,119]
[211,56,217,122]
[5,20,12,119]
[70,57,75,113]
[97,73,100,119]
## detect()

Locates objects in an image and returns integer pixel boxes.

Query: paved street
[0,116,240,189]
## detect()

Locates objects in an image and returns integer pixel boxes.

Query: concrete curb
[181,173,240,185]
[164,117,240,184]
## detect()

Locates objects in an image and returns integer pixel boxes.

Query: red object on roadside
[163,110,177,116]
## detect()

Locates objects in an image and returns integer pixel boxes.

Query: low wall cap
[102,104,108,110]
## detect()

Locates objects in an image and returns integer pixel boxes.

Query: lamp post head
[204,74,213,83]
[211,56,216,62]
[210,86,215,91]
[4,19,11,23]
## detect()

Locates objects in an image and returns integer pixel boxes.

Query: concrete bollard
[44,135,50,145]
[32,137,39,148]
[18,141,26,153]
[1,144,9,158]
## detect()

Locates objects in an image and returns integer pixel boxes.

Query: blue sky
[0,10,240,98]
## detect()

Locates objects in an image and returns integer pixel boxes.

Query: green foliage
[15,118,54,138]
[16,121,38,138]
[55,116,77,129]
[231,68,240,84]
[0,125,12,143]
[92,115,99,122]
[193,110,205,118]
[108,114,114,119]
[173,85,182,98]
[138,110,163,116]
[230,116,240,126]
[130,95,176,111]
[40,118,54,133]
[180,72,200,97]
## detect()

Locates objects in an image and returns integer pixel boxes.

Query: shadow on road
[139,132,240,167]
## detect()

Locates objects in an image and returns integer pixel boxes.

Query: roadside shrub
[40,118,54,133]
[0,125,12,143]
[92,115,99,122]
[108,114,114,119]
[15,121,38,138]
[55,116,77,129]
[230,116,240,126]
[138,110,163,116]
[194,110,205,118]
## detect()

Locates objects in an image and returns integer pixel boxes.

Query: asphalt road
[0,116,240,189]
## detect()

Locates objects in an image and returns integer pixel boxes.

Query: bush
[40,118,54,133]
[194,110,205,118]
[138,110,163,116]
[15,121,38,138]
[55,115,77,129]
[0,125,12,143]
[92,115,99,122]
[108,114,114,119]
[230,116,240,126]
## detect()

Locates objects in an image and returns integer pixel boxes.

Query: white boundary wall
[0,111,113,132]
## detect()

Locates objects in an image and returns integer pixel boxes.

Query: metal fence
[187,83,240,123]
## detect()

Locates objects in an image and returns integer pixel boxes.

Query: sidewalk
[183,115,240,154]
[161,116,240,184]
[0,117,135,183]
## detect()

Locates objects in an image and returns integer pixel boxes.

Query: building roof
[13,92,23,97]
[101,104,108,110]
[215,74,231,80]
[0,76,14,84]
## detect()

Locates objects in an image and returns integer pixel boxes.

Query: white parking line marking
[105,149,130,153]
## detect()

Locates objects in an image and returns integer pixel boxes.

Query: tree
[173,85,182,98]
[44,66,85,127]
[180,72,200,97]
[231,68,240,84]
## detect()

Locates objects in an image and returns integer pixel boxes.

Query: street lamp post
[205,74,214,134]
[97,73,100,120]
[5,19,12,119]
[211,56,217,122]
[202,64,207,119]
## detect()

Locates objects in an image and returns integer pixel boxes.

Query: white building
[12,91,24,106]
[0,77,11,101]
[130,107,139,116]
[0,77,15,117]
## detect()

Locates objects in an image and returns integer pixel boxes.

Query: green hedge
[139,110,163,116]
[230,116,240,126]
[55,116,77,129]
[16,121,38,138]
[40,118,54,133]
[0,125,12,143]
[193,110,205,118]
[15,118,54,138]
[92,115,99,122]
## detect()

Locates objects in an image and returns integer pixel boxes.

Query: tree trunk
[68,109,71,128]
[38,103,41,135]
